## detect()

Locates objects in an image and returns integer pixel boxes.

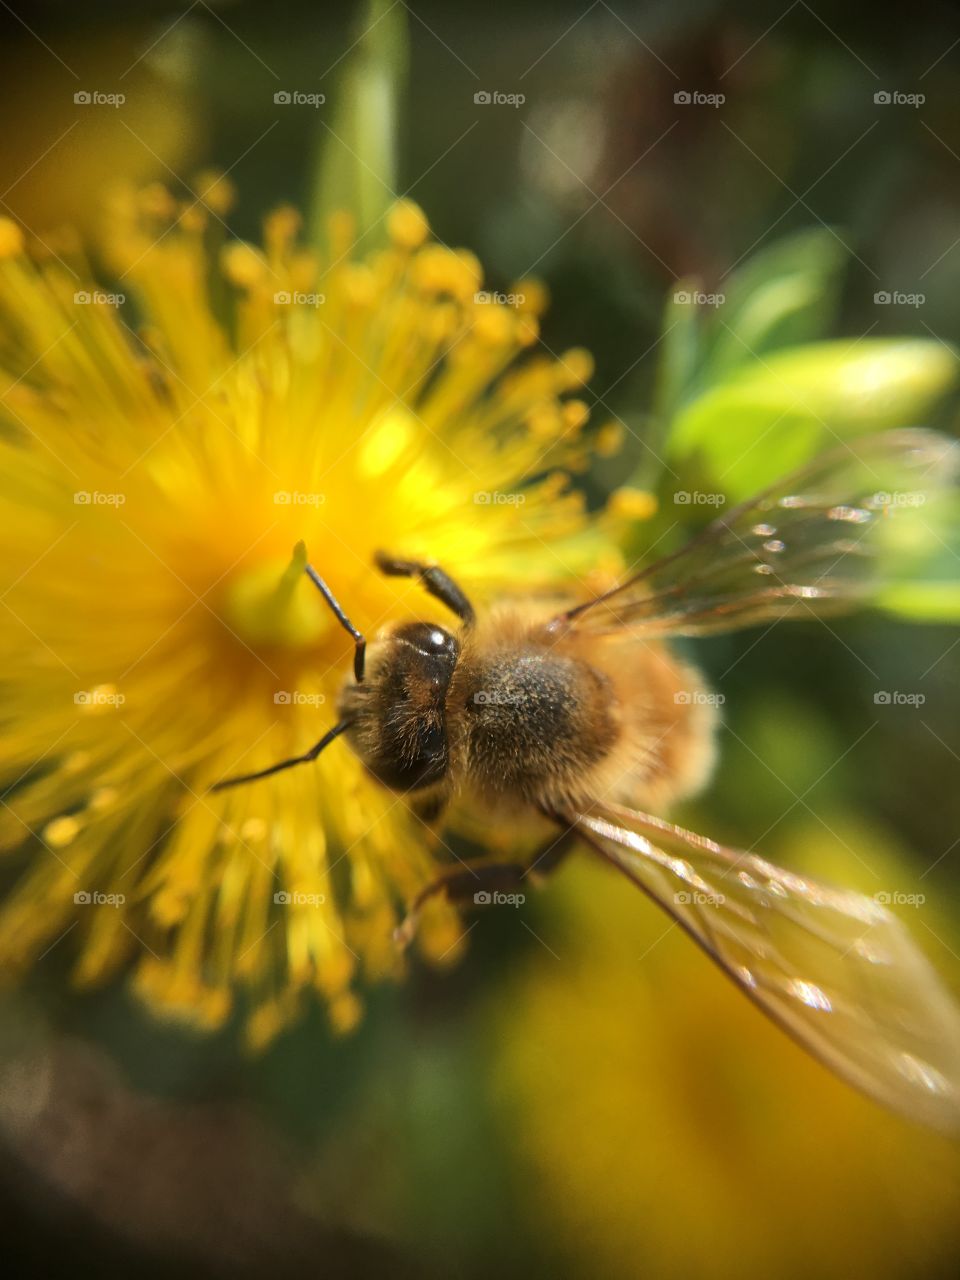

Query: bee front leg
[373,551,475,626]
[394,829,572,949]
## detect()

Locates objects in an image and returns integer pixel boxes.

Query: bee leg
[394,830,572,948]
[373,551,475,627]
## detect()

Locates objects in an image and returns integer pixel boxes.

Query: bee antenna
[299,545,366,682]
[210,718,353,791]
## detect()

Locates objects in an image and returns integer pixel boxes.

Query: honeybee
[215,428,960,1131]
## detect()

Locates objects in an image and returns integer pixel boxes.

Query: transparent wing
[556,429,957,637]
[570,802,960,1131]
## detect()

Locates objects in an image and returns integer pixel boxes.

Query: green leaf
[878,508,960,620]
[306,0,409,249]
[697,229,845,387]
[667,338,959,498]
[642,279,704,488]
[880,582,960,621]
[652,278,703,425]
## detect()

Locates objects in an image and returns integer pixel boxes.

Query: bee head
[338,620,460,792]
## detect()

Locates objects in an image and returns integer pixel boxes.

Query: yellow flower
[491,821,960,1279]
[0,189,627,1049]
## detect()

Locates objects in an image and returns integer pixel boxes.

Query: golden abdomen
[592,635,719,813]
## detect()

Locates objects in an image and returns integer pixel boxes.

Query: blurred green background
[3,1,960,1277]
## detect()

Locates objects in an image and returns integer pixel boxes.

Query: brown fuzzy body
[448,604,717,814]
[339,603,718,819]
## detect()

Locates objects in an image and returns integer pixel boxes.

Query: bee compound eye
[396,621,457,657]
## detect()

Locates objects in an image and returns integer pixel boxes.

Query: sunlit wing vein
[569,802,960,1130]
[552,430,958,638]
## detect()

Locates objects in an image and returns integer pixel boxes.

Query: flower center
[222,541,336,649]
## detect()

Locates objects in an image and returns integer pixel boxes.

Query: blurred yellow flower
[0,189,623,1048]
[491,821,960,1279]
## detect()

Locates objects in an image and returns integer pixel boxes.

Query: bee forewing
[572,802,960,1132]
[559,429,958,638]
